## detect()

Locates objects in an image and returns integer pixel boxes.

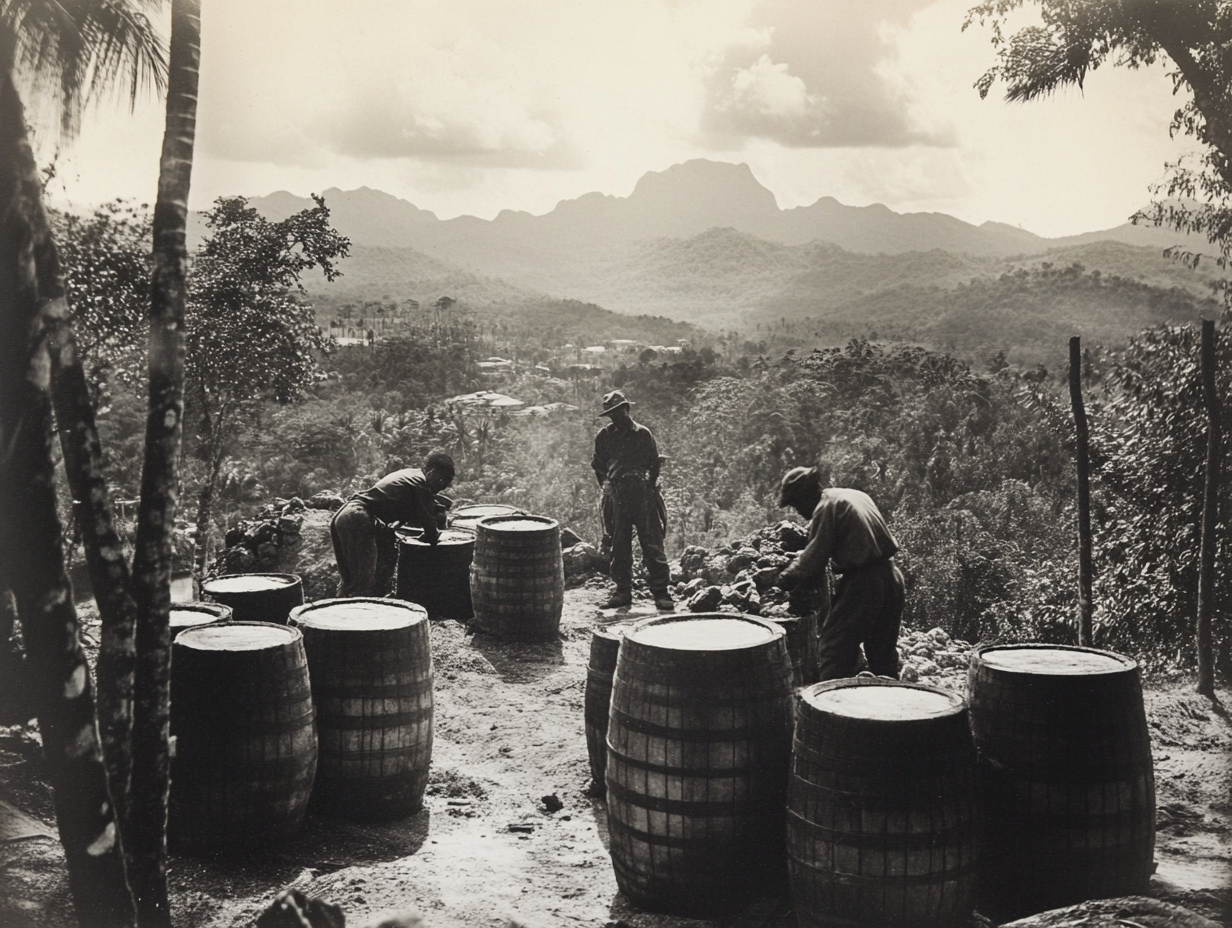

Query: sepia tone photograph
[0,2,1229,927]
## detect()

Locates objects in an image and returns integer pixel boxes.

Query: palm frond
[2,0,166,138]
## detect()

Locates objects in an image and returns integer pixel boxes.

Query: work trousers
[817,559,905,681]
[330,499,398,597]
[601,477,670,594]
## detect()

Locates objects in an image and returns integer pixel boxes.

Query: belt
[609,471,649,482]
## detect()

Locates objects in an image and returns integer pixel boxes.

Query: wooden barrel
[169,622,317,852]
[606,612,794,915]
[169,601,231,637]
[584,625,625,793]
[469,515,564,640]
[967,643,1155,920]
[449,503,523,532]
[767,611,820,687]
[396,528,476,620]
[788,677,978,928]
[201,572,304,625]
[289,598,433,821]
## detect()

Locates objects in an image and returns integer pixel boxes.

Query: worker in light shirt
[775,466,905,681]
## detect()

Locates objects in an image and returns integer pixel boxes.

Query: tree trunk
[0,48,135,928]
[1069,336,1094,647]
[1197,320,1219,698]
[126,2,200,925]
[193,479,214,577]
[40,218,139,827]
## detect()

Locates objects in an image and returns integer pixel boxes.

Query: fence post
[1069,337,1093,647]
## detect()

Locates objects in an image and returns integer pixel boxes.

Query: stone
[777,521,809,552]
[307,492,345,511]
[726,549,757,574]
[899,664,920,683]
[678,546,709,579]
[753,566,782,590]
[257,542,279,560]
[278,514,304,536]
[562,543,605,584]
[685,585,724,613]
[224,547,256,572]
[914,659,940,676]
[928,627,950,646]
[256,889,343,928]
[559,527,584,548]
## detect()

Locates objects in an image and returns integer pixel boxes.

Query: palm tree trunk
[40,220,139,828]
[0,48,135,928]
[126,2,200,925]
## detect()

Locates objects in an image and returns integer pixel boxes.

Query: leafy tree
[50,200,151,398]
[966,0,1232,265]
[185,194,349,570]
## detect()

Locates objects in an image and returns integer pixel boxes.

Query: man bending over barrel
[591,390,673,611]
[331,450,456,597]
[774,466,904,681]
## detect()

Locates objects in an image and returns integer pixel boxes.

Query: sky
[30,0,1198,239]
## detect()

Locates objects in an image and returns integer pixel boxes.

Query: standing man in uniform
[591,390,673,611]
[331,450,456,597]
[774,465,904,680]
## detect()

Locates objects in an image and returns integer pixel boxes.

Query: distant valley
[212,158,1224,367]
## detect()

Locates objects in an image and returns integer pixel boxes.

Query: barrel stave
[605,614,793,915]
[968,644,1155,919]
[787,680,978,928]
[170,624,317,851]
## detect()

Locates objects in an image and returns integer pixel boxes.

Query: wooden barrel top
[400,528,475,547]
[453,504,521,519]
[978,644,1134,675]
[292,598,427,631]
[176,622,299,651]
[170,604,227,629]
[628,614,778,651]
[478,515,557,532]
[805,680,962,720]
[203,573,298,593]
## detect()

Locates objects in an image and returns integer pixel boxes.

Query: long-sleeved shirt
[780,487,899,583]
[592,420,661,485]
[352,468,440,543]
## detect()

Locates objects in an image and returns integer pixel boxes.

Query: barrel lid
[202,573,298,593]
[478,515,557,532]
[394,525,424,541]
[169,603,228,628]
[453,504,521,518]
[176,621,299,651]
[628,613,780,651]
[290,597,427,631]
[804,679,963,720]
[400,528,476,547]
[977,643,1135,675]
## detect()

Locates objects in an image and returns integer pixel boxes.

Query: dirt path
[1,589,1229,928]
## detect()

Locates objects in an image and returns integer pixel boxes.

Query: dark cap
[778,466,820,507]
[597,390,633,418]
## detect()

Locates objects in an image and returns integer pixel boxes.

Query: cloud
[196,1,589,171]
[701,0,950,148]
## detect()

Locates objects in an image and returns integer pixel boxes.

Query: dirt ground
[1,587,1230,928]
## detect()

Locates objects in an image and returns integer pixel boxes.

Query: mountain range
[201,159,1223,362]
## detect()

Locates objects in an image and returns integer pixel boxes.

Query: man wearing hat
[775,466,904,680]
[331,449,456,597]
[591,390,673,610]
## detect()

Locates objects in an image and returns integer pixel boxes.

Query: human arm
[777,500,835,589]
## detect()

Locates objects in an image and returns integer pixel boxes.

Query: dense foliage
[52,198,1230,677]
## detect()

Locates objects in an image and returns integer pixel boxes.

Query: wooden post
[1197,320,1219,698]
[1069,337,1094,647]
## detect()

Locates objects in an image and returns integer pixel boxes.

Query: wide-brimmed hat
[596,390,633,418]
[778,465,821,507]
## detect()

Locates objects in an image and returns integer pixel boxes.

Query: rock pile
[664,520,810,616]
[208,493,344,601]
